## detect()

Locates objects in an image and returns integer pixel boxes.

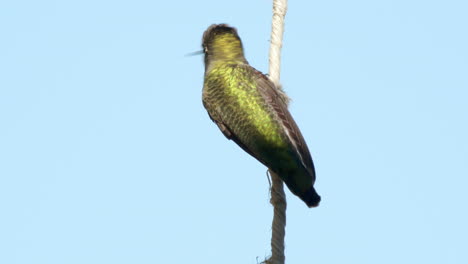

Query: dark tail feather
[302,187,321,208]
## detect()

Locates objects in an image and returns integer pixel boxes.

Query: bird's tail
[301,187,321,208]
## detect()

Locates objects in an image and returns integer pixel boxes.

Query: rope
[268,0,287,86]
[264,1,288,264]
[264,170,287,264]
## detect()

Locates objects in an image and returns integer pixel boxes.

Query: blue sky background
[1,0,467,263]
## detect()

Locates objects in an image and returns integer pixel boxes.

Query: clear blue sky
[1,1,467,263]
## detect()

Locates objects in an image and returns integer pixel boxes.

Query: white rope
[263,1,288,264]
[268,0,288,86]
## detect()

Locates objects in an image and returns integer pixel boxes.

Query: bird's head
[202,24,246,68]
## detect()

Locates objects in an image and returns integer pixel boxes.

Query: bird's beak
[185,50,204,57]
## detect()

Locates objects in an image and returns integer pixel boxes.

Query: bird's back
[203,63,320,207]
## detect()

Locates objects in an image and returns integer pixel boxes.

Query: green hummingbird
[201,24,320,207]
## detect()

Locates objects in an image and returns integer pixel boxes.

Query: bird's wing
[252,67,316,178]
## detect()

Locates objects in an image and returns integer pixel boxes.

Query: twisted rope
[263,1,288,264]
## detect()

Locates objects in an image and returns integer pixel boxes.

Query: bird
[201,24,320,207]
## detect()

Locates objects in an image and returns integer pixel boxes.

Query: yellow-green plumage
[202,24,320,207]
